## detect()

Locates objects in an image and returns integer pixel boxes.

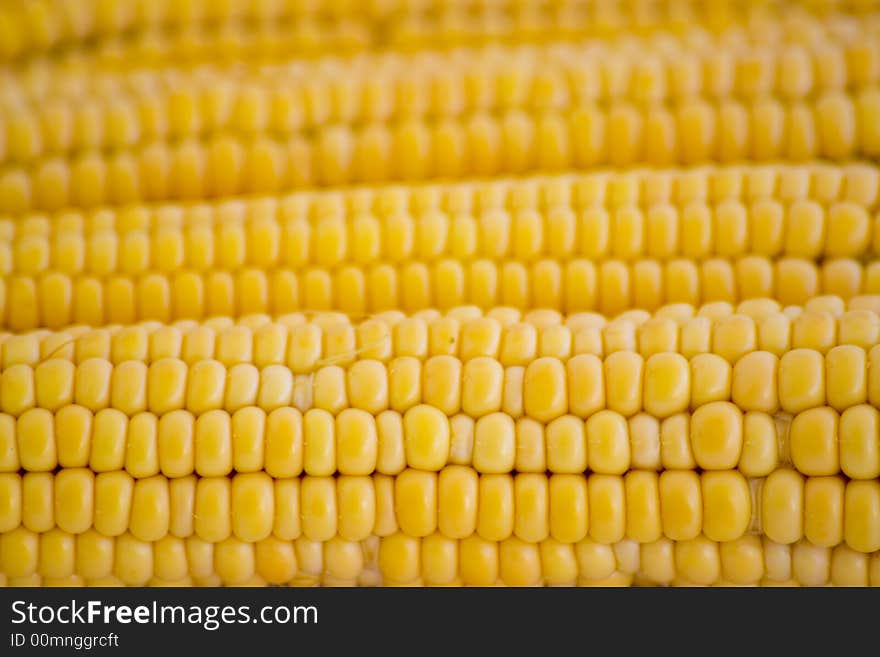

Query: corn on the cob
[3,90,880,211]
[5,294,879,360]
[0,296,879,398]
[7,27,878,107]
[1,163,879,327]
[4,165,878,270]
[2,254,878,328]
[1,0,860,65]
[4,0,880,590]
[4,34,880,166]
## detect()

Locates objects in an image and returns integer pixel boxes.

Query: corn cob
[4,164,878,270]
[8,26,878,105]
[1,526,879,587]
[8,33,871,103]
[1,0,857,65]
[4,0,880,592]
[5,33,880,167]
[0,296,879,404]
[3,89,880,211]
[4,293,879,360]
[2,251,878,328]
[2,163,879,327]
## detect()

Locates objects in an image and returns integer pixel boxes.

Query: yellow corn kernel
[701,470,750,542]
[438,465,478,540]
[548,473,588,545]
[0,527,39,578]
[303,408,334,477]
[230,472,273,543]
[675,535,720,586]
[623,415,655,473]
[659,470,701,541]
[720,535,764,585]
[603,351,643,417]
[762,468,805,545]
[624,470,661,543]
[792,540,830,586]
[567,354,604,417]
[262,407,302,479]
[335,409,377,476]
[514,473,549,544]
[336,475,375,543]
[660,414,695,470]
[839,405,880,480]
[301,476,337,542]
[461,356,503,418]
[690,401,742,470]
[845,480,880,553]
[689,353,731,409]
[804,475,845,548]
[194,477,231,543]
[395,469,437,538]
[473,412,516,474]
[21,471,52,533]
[643,353,689,418]
[477,474,514,542]
[739,412,778,477]
[54,467,94,535]
[790,407,839,476]
[272,478,301,541]
[458,534,497,586]
[94,470,133,537]
[586,410,630,476]
[778,349,825,414]
[419,355,459,416]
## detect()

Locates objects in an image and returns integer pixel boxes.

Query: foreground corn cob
[0,299,877,587]
[4,0,880,591]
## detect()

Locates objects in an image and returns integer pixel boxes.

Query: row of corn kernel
[0,0,461,38]
[0,255,875,329]
[3,296,879,366]
[0,10,707,68]
[6,39,880,161]
[1,0,847,64]
[0,333,877,416]
[6,162,877,236]
[0,14,375,64]
[2,387,876,477]
[0,0,847,38]
[5,528,876,587]
[2,292,879,360]
[8,32,876,118]
[1,394,876,478]
[3,164,874,232]
[0,468,877,552]
[7,200,879,278]
[3,95,880,212]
